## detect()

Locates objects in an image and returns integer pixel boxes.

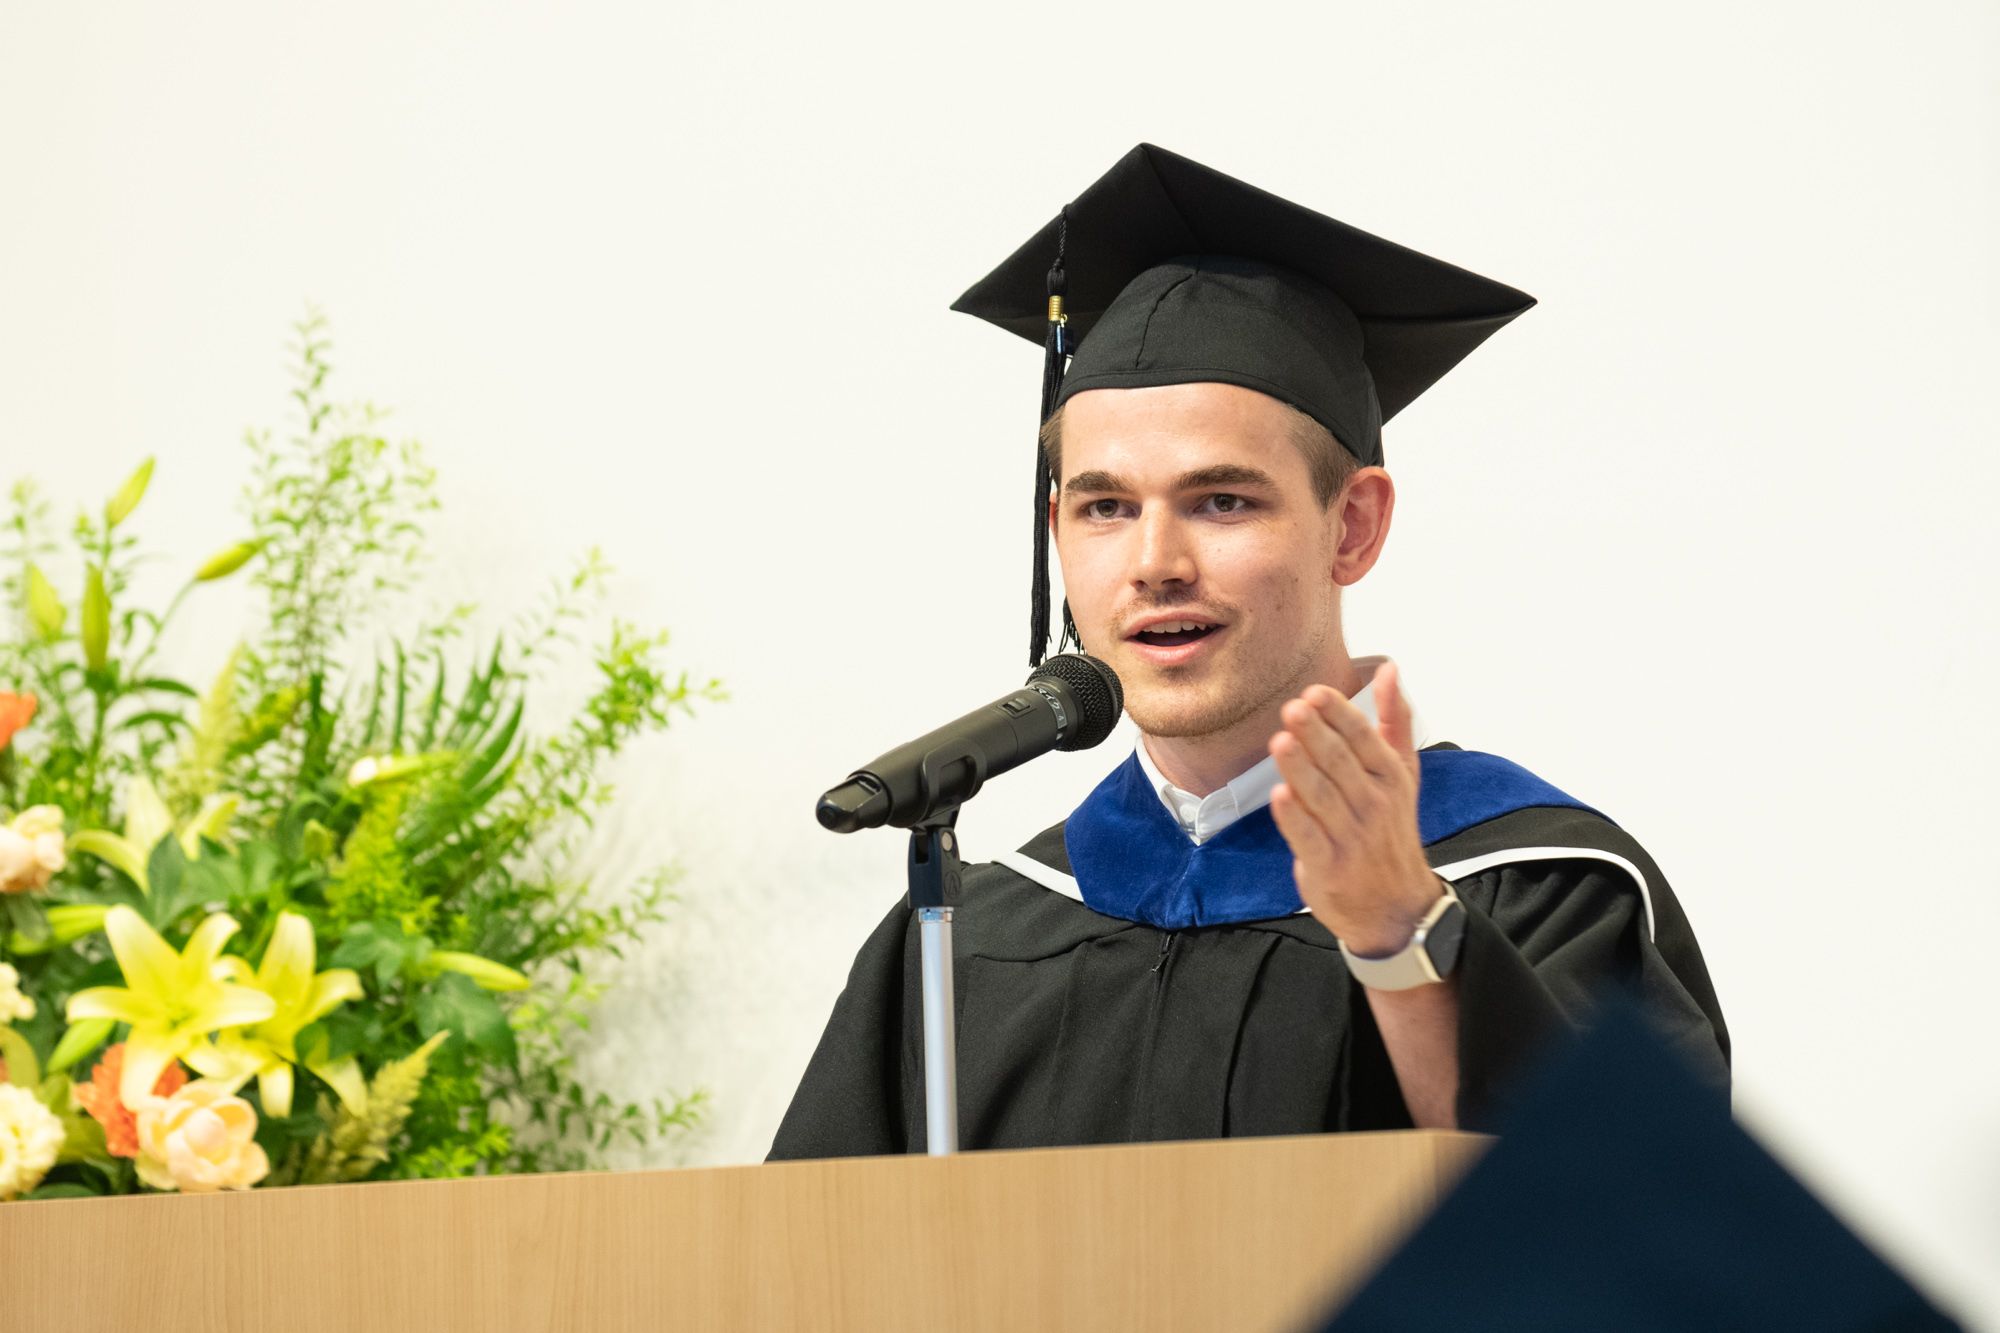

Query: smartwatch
[1337,877,1467,991]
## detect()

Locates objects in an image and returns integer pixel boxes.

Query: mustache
[1111,606,1231,635]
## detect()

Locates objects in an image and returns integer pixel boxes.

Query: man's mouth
[1127,619,1224,648]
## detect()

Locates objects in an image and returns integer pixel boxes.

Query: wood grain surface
[1,1129,1487,1332]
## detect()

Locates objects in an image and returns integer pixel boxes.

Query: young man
[769,145,1727,1158]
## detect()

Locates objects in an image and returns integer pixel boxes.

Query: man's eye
[1204,494,1250,514]
[1084,499,1123,519]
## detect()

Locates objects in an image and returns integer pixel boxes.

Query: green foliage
[285,1030,448,1185]
[244,310,438,692]
[0,312,718,1196]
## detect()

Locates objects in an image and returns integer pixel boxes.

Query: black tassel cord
[1031,206,1071,668]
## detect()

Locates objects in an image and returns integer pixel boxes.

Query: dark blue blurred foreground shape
[1321,1002,1961,1332]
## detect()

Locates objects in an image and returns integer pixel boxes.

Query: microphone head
[1027,652,1124,752]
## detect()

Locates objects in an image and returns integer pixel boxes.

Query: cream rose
[132,1080,269,1193]
[0,806,65,895]
[0,962,32,1024]
[0,828,32,893]
[0,1083,65,1200]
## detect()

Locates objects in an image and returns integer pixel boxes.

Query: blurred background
[2,1,1994,1320]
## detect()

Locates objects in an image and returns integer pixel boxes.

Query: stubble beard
[1120,619,1329,744]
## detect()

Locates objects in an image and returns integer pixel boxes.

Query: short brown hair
[1038,398,1362,508]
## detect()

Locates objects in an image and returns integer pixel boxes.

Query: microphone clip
[905,806,962,912]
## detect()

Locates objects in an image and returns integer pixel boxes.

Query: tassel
[1031,206,1070,668]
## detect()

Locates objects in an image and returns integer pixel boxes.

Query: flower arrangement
[0,313,719,1199]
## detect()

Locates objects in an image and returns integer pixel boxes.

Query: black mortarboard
[1317,1003,1962,1331]
[952,143,1537,667]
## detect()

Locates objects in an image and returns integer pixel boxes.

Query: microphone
[816,652,1124,833]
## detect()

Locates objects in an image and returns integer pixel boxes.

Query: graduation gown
[768,740,1729,1159]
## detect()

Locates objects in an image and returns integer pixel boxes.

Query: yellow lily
[185,912,366,1117]
[193,538,264,582]
[69,777,238,893]
[422,951,531,992]
[64,907,276,1109]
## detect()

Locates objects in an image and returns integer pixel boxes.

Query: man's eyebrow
[1062,464,1280,495]
[1173,464,1280,492]
[1062,469,1130,495]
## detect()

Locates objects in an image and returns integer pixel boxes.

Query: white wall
[3,1,1995,1321]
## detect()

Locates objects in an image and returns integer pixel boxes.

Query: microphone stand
[907,807,963,1156]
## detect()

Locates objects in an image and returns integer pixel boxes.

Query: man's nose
[1132,506,1198,589]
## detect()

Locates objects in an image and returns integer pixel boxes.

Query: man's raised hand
[1267,661,1442,956]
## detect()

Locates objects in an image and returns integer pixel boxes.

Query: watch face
[1425,900,1469,978]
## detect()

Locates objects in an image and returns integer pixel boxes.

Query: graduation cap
[1317,1003,1963,1331]
[952,142,1537,667]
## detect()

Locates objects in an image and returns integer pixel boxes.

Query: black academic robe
[768,741,1729,1159]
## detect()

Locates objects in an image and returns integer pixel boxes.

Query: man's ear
[1332,468,1395,587]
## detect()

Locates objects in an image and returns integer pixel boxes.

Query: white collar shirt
[1133,654,1432,846]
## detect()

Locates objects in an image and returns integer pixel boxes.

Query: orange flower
[72,1042,188,1158]
[0,693,34,752]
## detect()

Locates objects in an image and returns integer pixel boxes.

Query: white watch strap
[1337,879,1460,991]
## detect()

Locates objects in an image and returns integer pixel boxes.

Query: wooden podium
[5,1130,1486,1331]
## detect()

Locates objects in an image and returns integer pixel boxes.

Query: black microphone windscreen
[1027,653,1124,751]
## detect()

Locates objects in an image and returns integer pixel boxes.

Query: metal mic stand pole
[907,807,963,1156]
